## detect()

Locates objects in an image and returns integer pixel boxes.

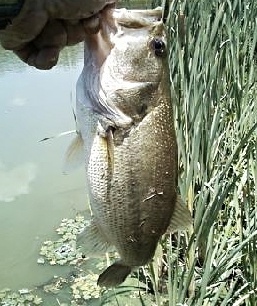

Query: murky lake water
[0,44,88,290]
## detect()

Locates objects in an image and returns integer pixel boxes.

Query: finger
[33,20,67,49]
[82,15,101,34]
[13,44,37,63]
[14,45,60,70]
[63,14,104,46]
[46,0,116,19]
[29,47,60,70]
[0,11,48,50]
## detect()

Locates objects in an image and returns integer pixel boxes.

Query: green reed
[161,0,257,305]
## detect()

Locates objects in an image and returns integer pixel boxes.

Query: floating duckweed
[18,289,30,295]
[39,240,84,265]
[95,261,106,271]
[43,277,68,294]
[38,214,87,266]
[70,273,102,302]
[56,215,86,236]
[37,258,45,265]
[0,206,142,306]
[0,288,42,305]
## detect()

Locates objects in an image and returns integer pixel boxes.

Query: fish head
[98,8,170,124]
[78,8,169,129]
[108,9,168,83]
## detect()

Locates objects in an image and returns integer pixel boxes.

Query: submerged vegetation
[1,0,257,305]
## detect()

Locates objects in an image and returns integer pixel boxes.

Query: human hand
[0,0,116,69]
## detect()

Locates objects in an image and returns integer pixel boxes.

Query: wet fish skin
[71,7,192,288]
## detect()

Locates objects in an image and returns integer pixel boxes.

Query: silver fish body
[73,7,192,287]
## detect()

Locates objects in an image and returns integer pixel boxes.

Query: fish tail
[97,261,132,288]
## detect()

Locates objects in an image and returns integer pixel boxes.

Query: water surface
[0,44,88,290]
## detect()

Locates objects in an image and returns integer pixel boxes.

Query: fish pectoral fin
[97,261,132,288]
[106,127,115,175]
[97,120,115,175]
[77,219,112,257]
[63,131,84,174]
[167,195,193,233]
[39,130,76,142]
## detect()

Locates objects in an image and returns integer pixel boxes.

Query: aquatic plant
[38,215,86,266]
[0,288,42,306]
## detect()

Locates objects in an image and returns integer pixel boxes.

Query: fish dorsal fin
[63,132,84,174]
[167,195,193,233]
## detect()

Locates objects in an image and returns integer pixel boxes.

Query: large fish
[67,7,192,288]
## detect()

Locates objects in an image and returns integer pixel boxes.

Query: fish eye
[151,38,166,57]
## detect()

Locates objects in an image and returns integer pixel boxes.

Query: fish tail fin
[97,261,132,288]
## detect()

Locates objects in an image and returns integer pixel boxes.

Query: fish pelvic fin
[63,131,84,174]
[77,219,112,256]
[167,195,193,233]
[97,261,132,288]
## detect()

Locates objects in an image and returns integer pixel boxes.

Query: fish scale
[87,97,178,268]
[67,7,192,287]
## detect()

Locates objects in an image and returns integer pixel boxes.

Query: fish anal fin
[63,132,84,174]
[77,219,112,257]
[167,195,193,233]
[97,261,132,288]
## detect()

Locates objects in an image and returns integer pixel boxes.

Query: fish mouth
[99,2,116,15]
[98,5,163,33]
[113,8,162,24]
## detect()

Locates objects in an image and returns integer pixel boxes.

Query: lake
[0,3,158,303]
[0,44,89,291]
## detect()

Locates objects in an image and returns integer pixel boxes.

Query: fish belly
[87,98,177,266]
